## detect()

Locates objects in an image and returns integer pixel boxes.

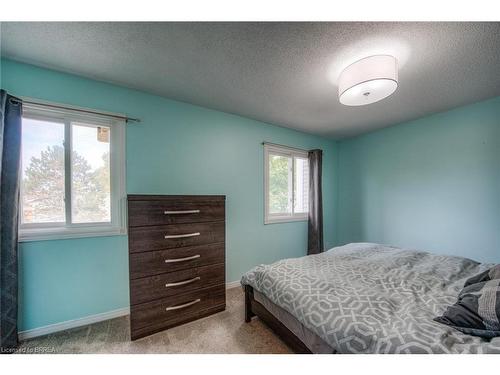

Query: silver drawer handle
[164,210,200,215]
[164,232,200,239]
[166,299,201,311]
[164,254,200,263]
[165,276,201,288]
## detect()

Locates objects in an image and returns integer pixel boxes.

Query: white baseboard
[19,281,242,340]
[225,280,241,289]
[18,307,130,341]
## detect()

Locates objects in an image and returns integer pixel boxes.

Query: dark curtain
[307,149,323,255]
[0,90,22,352]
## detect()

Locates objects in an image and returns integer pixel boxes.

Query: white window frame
[264,143,309,224]
[19,100,127,242]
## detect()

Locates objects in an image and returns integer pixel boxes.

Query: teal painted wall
[1,59,338,331]
[337,96,500,263]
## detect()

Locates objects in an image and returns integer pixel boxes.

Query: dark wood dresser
[127,195,226,340]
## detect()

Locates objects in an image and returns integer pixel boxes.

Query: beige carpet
[16,287,292,354]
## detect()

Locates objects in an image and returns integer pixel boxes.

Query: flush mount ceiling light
[338,55,398,106]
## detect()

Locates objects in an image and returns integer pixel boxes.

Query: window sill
[264,215,308,225]
[19,226,127,242]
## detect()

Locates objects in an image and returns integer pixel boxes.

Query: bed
[241,243,500,354]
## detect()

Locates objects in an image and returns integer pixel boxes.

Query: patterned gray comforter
[241,243,500,353]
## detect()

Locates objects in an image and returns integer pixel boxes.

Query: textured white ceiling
[1,22,499,139]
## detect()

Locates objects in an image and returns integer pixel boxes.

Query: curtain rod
[12,98,141,123]
[262,141,309,153]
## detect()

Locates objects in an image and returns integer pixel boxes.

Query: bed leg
[244,285,255,322]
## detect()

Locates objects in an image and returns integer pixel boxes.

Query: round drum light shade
[338,55,398,106]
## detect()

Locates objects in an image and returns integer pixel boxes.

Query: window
[19,101,126,241]
[264,144,309,224]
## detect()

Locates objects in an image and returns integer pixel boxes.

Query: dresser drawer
[129,221,225,253]
[128,200,224,227]
[130,263,224,305]
[130,285,225,332]
[129,242,224,279]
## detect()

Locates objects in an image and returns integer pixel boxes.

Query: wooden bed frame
[244,285,312,354]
